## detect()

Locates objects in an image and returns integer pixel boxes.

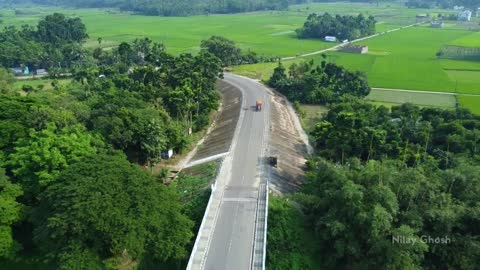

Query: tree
[36,13,88,44]
[6,124,101,198]
[296,13,376,41]
[200,36,241,66]
[32,152,193,269]
[0,68,15,95]
[0,168,24,259]
[268,62,287,89]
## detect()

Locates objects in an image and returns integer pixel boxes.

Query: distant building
[340,44,369,54]
[10,67,29,76]
[454,5,465,10]
[325,36,337,42]
[431,21,444,28]
[458,10,472,21]
[10,67,23,76]
[35,69,48,76]
[416,13,430,22]
[161,149,174,159]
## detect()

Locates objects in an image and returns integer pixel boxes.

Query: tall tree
[0,168,24,259]
[32,152,193,269]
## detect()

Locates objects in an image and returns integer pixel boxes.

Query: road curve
[187,73,271,270]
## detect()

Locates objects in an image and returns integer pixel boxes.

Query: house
[10,67,23,76]
[458,10,472,21]
[431,21,444,28]
[35,69,48,76]
[161,149,174,159]
[454,5,465,10]
[9,67,29,76]
[416,13,430,22]
[340,44,368,54]
[325,36,337,42]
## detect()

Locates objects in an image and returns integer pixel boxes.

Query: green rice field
[0,2,457,57]
[232,25,480,113]
[1,2,478,113]
[366,89,457,108]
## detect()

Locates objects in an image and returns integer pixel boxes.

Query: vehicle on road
[256,100,263,111]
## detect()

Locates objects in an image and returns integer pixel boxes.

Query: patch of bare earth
[268,92,310,194]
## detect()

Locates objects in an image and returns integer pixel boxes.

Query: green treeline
[22,0,296,16]
[406,0,480,9]
[266,62,480,269]
[268,58,371,104]
[200,36,278,66]
[0,13,89,71]
[0,14,224,269]
[296,13,376,41]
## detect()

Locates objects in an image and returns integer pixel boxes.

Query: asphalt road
[202,73,270,270]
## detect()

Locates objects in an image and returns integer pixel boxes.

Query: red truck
[256,100,262,111]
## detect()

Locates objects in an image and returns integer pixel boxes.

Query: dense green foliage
[200,36,277,66]
[0,13,224,269]
[268,59,370,104]
[313,101,479,165]
[296,13,376,41]
[32,152,193,269]
[267,197,317,270]
[0,169,23,259]
[0,13,89,70]
[299,156,480,269]
[269,100,480,269]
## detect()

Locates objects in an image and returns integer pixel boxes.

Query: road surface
[188,73,270,270]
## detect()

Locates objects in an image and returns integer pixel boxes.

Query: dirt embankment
[189,80,242,162]
[268,92,311,194]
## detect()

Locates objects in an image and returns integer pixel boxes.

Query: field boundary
[372,87,480,97]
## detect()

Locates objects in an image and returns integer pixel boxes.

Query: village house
[340,44,369,54]
[324,36,337,42]
[431,21,444,28]
[458,10,472,21]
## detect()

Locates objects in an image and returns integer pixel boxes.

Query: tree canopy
[32,152,193,269]
[0,169,23,259]
[268,59,371,104]
[0,13,89,70]
[296,13,376,41]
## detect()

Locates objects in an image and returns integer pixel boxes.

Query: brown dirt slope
[268,92,309,194]
[190,80,242,162]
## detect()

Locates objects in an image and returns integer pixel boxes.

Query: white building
[458,10,472,21]
[325,36,337,42]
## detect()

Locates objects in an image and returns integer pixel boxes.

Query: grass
[298,104,329,133]
[13,78,71,91]
[234,25,480,114]
[0,257,51,270]
[366,88,457,108]
[236,26,480,93]
[458,96,480,115]
[0,2,458,57]
[449,31,480,47]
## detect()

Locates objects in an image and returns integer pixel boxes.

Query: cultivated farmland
[366,89,457,108]
[0,2,455,57]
